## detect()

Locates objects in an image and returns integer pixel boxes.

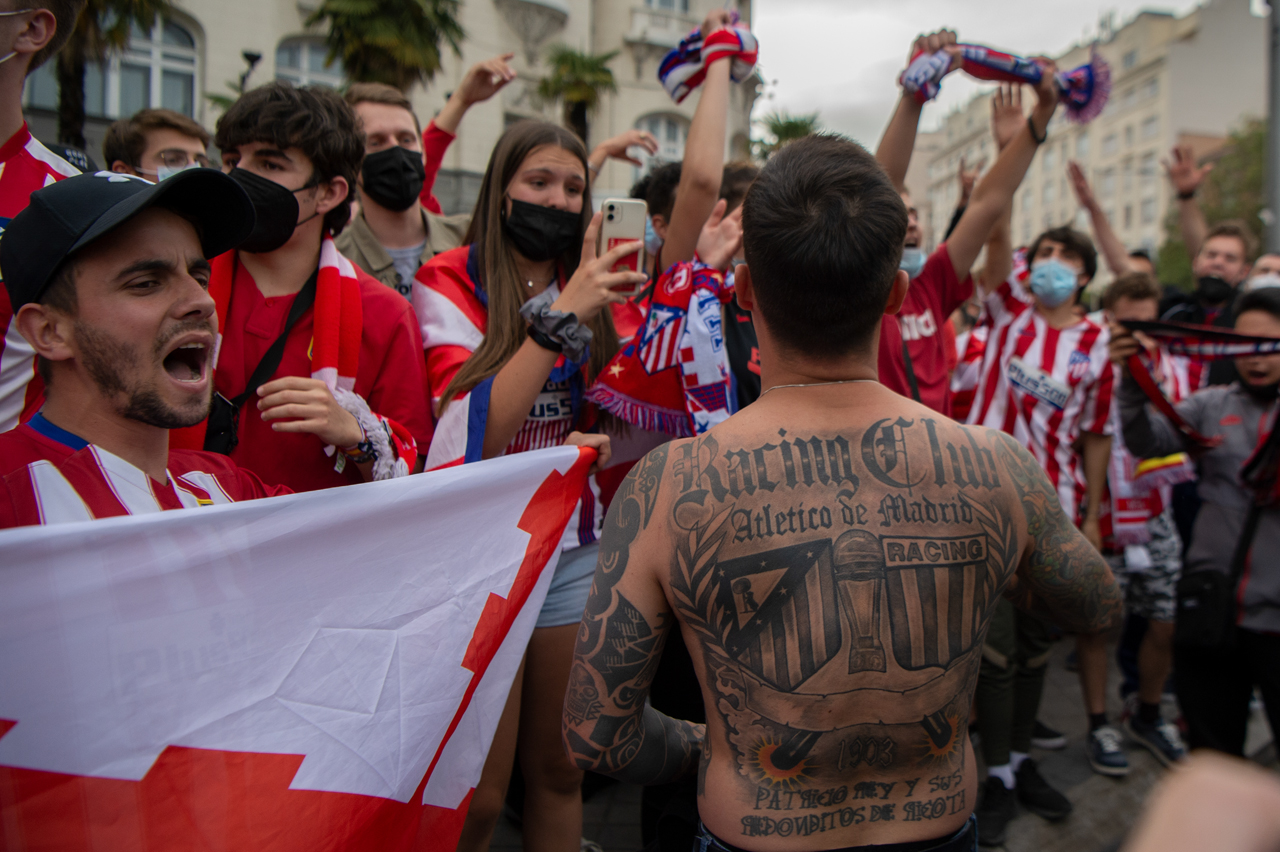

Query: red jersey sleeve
[361,282,435,452]
[419,119,455,216]
[1082,357,1117,436]
[920,243,975,319]
[877,315,910,398]
[226,464,294,499]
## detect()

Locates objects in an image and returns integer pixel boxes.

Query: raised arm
[974,86,1023,293]
[1109,322,1202,458]
[992,431,1122,634]
[587,129,658,183]
[432,53,516,137]
[946,78,1055,280]
[661,9,736,268]
[875,29,956,190]
[1067,160,1132,277]
[1164,145,1211,260]
[562,444,704,784]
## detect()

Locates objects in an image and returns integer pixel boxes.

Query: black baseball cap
[0,168,256,310]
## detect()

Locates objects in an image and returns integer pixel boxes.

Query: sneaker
[580,839,604,852]
[1031,720,1067,750]
[1124,716,1188,767]
[1015,758,1072,821]
[1087,725,1131,776]
[975,776,1017,847]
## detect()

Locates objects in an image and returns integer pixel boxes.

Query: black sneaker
[1030,720,1067,750]
[976,776,1016,847]
[1015,758,1072,821]
[1086,725,1131,776]
[1124,716,1187,767]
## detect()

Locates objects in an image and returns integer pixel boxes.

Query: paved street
[491,639,1276,852]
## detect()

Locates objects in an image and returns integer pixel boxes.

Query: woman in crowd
[413,119,645,852]
[1112,287,1280,757]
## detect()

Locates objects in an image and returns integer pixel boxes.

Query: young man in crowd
[104,108,210,181]
[0,0,84,433]
[875,34,1050,416]
[967,222,1121,793]
[179,81,430,492]
[563,132,1120,852]
[0,169,292,527]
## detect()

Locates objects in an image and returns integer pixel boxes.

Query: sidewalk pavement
[489,639,1276,852]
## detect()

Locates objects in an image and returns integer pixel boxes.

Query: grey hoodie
[1119,374,1280,633]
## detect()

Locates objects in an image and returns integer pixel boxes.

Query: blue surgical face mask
[900,247,926,279]
[1029,258,1081,308]
[644,216,663,256]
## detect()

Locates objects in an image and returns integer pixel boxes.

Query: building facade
[920,0,1267,285]
[22,0,757,215]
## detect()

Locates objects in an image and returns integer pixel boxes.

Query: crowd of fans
[0,3,1278,851]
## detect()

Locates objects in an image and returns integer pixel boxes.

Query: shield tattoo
[716,541,842,692]
[882,535,990,670]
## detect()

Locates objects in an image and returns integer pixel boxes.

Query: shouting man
[562,135,1120,851]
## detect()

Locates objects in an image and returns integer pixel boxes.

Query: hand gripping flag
[900,43,1111,123]
[658,15,758,104]
[0,446,593,851]
[587,261,735,437]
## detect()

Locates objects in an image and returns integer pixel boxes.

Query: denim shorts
[694,814,977,852]
[535,541,600,629]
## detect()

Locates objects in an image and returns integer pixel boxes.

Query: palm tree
[753,110,820,161]
[536,46,617,145]
[56,0,174,148]
[306,0,464,91]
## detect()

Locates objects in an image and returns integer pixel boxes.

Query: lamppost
[1267,1,1279,251]
[240,51,263,94]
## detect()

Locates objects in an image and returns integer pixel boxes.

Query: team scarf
[658,14,758,104]
[900,43,1111,123]
[587,261,735,437]
[1121,318,1280,504]
[182,236,415,479]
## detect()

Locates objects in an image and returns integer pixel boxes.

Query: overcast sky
[751,0,1213,147]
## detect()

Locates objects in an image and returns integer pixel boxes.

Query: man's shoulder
[425,211,470,255]
[354,265,415,325]
[0,425,65,476]
[333,214,377,263]
[167,449,289,499]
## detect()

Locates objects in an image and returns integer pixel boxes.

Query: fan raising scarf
[587,261,734,436]
[184,236,415,479]
[900,43,1111,123]
[659,14,758,104]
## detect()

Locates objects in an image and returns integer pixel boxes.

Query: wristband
[518,289,593,363]
[339,424,378,464]
[527,324,564,353]
[1027,115,1047,145]
[1177,189,1197,201]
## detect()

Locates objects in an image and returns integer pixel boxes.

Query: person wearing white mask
[1246,253,1280,291]
[104,108,210,181]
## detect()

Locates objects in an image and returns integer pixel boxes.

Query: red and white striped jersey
[0,125,80,434]
[966,274,1114,523]
[0,414,290,530]
[413,245,604,549]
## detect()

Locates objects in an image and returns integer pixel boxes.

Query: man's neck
[1035,300,1082,330]
[362,198,428,250]
[239,226,324,298]
[0,64,29,148]
[41,392,171,483]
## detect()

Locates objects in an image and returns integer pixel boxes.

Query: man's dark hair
[720,161,759,213]
[103,108,210,169]
[1028,226,1098,282]
[1235,287,1280,322]
[742,133,907,358]
[1102,271,1162,310]
[33,259,78,384]
[644,161,682,221]
[214,81,364,235]
[1128,248,1153,264]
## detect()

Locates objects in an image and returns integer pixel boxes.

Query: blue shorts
[536,542,600,629]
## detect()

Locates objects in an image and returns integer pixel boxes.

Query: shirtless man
[562,134,1121,851]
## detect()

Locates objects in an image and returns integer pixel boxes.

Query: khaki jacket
[335,208,469,299]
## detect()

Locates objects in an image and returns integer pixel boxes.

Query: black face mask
[229,168,317,254]
[501,198,581,262]
[1195,275,1234,306]
[1241,379,1280,402]
[361,146,425,212]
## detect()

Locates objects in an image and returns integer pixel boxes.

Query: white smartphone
[598,198,647,296]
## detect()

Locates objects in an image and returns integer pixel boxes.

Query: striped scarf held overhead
[183,236,415,479]
[658,15,758,104]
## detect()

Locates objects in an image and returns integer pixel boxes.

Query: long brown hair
[440,121,620,411]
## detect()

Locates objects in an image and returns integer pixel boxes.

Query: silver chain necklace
[760,379,877,397]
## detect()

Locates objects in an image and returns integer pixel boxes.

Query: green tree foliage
[536,46,617,144]
[306,0,464,91]
[57,0,174,148]
[752,110,820,161]
[1158,119,1265,289]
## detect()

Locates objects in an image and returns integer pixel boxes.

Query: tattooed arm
[562,443,705,785]
[992,433,1122,634]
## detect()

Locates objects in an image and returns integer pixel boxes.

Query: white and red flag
[0,446,593,851]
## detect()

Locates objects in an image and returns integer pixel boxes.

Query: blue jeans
[694,814,978,852]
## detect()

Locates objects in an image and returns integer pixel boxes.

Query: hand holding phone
[597,198,648,296]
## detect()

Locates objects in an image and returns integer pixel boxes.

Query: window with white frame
[639,113,688,163]
[645,0,690,12]
[1141,115,1159,140]
[276,38,344,89]
[23,17,197,118]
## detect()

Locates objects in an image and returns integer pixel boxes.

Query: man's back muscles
[565,413,1119,848]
